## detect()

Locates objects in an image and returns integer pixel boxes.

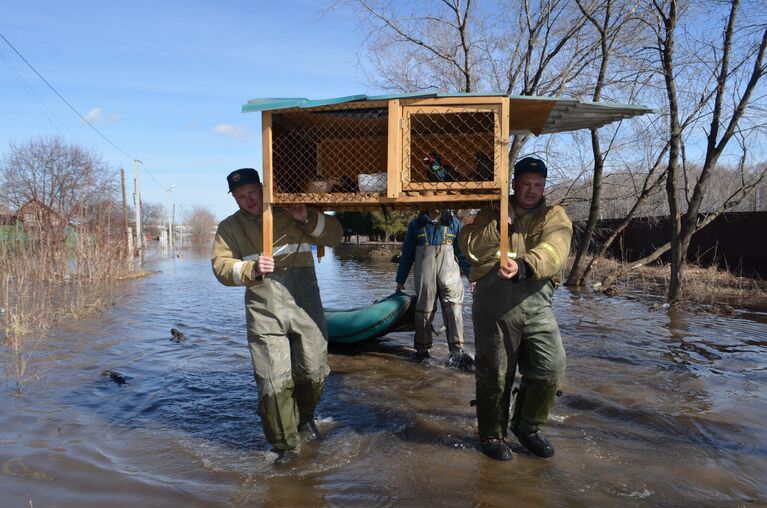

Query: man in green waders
[459,157,572,460]
[211,168,342,465]
[396,209,474,368]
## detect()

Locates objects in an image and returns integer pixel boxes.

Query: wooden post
[120,168,130,256]
[499,99,511,267]
[386,99,402,199]
[261,111,273,257]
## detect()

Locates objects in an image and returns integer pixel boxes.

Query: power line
[0,30,171,192]
[0,46,76,138]
[0,31,136,162]
[138,160,170,191]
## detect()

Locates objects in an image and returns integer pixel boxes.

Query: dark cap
[226,168,261,193]
[513,157,547,179]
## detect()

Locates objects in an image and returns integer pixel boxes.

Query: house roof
[18,198,64,218]
[242,92,656,135]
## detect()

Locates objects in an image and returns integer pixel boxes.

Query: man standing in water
[395,209,473,368]
[211,168,342,465]
[459,157,572,461]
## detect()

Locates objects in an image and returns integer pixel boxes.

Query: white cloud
[83,107,103,124]
[213,123,248,141]
[82,107,123,124]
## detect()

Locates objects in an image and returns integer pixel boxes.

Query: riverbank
[584,256,767,311]
[349,239,767,311]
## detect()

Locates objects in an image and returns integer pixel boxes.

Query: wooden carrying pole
[499,98,511,266]
[261,111,273,257]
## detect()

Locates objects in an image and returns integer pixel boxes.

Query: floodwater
[1,245,766,507]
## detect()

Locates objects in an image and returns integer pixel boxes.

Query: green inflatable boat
[324,292,415,344]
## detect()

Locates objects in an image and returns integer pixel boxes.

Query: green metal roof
[241,91,508,113]
[241,92,656,134]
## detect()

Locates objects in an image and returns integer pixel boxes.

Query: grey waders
[413,243,465,354]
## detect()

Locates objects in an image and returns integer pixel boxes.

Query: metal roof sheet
[242,93,656,134]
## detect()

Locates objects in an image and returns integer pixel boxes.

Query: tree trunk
[656,0,685,303]
[566,129,604,286]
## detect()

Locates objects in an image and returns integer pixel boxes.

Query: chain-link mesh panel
[272,105,388,201]
[403,107,499,192]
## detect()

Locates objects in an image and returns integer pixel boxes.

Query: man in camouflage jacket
[459,157,572,461]
[212,168,342,465]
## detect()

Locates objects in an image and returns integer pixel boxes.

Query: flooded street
[2,245,766,507]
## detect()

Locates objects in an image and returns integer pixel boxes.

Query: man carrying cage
[459,157,572,461]
[211,167,342,465]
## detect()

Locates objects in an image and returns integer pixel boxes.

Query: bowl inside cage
[358,173,387,192]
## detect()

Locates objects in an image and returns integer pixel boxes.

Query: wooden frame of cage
[260,96,511,265]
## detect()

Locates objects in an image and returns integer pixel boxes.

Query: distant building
[17,198,67,240]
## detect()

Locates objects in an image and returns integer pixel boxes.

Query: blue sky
[1,0,367,220]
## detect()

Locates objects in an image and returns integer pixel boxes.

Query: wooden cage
[261,96,510,212]
[244,93,654,258]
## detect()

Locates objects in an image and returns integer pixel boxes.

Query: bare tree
[139,201,163,231]
[184,206,217,244]
[345,0,478,93]
[341,0,767,301]
[649,0,767,302]
[566,0,644,286]
[0,136,116,221]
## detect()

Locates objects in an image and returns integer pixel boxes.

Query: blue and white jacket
[395,211,472,284]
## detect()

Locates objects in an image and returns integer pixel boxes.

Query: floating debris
[101,369,126,385]
[701,304,737,316]
[369,248,393,260]
[170,328,185,342]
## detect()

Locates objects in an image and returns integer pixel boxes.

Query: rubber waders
[475,371,515,438]
[511,378,559,434]
[294,379,324,426]
[259,389,300,450]
[440,300,464,352]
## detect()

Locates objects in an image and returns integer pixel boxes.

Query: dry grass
[578,256,767,310]
[1,216,138,391]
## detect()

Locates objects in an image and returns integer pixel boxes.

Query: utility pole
[167,185,176,251]
[177,205,183,247]
[134,160,143,256]
[120,168,132,256]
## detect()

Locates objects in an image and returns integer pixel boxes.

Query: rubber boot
[414,349,431,362]
[445,349,475,371]
[510,379,558,458]
[479,438,512,461]
[298,418,321,442]
[273,446,300,466]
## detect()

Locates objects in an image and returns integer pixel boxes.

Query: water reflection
[0,245,765,506]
